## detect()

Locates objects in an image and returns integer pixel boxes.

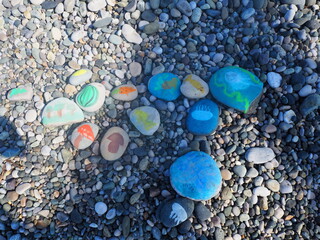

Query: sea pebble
[69,69,93,85]
[129,62,142,77]
[253,186,271,197]
[7,85,33,101]
[194,203,212,221]
[111,84,138,101]
[209,66,263,113]
[100,127,129,161]
[148,72,181,101]
[267,72,282,88]
[15,183,31,195]
[122,24,142,44]
[129,106,160,135]
[71,123,99,150]
[283,110,296,124]
[300,94,320,116]
[158,198,194,227]
[76,83,106,112]
[280,180,293,194]
[170,151,222,201]
[41,98,84,127]
[266,179,280,192]
[186,99,219,136]
[88,0,107,12]
[25,109,37,123]
[245,147,275,164]
[176,0,193,17]
[180,74,209,99]
[95,202,108,215]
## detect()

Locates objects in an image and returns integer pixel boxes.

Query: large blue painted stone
[148,73,181,101]
[170,151,222,201]
[209,66,263,113]
[186,99,219,136]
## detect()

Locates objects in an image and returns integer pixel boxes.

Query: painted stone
[7,85,33,101]
[209,66,263,113]
[148,72,181,101]
[158,198,194,227]
[170,151,222,201]
[180,74,209,99]
[69,69,93,85]
[76,83,105,112]
[41,98,84,127]
[111,84,138,101]
[129,106,160,135]
[100,127,129,161]
[71,123,99,150]
[186,99,219,135]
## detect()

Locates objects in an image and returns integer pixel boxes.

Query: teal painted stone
[148,73,181,101]
[209,66,263,113]
[186,99,219,135]
[41,98,84,127]
[170,151,222,201]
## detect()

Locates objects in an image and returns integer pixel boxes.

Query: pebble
[111,84,138,101]
[76,83,106,112]
[130,106,160,135]
[71,123,99,150]
[30,0,44,5]
[300,94,320,116]
[25,109,37,123]
[241,8,255,20]
[253,186,270,197]
[122,24,142,44]
[180,74,209,99]
[7,85,33,101]
[106,208,116,219]
[299,85,315,97]
[15,183,31,195]
[88,0,107,12]
[129,62,142,77]
[221,169,232,180]
[100,127,129,161]
[95,202,108,215]
[233,165,247,178]
[280,180,293,193]
[71,30,86,42]
[194,203,212,221]
[69,69,93,85]
[267,72,282,88]
[245,147,275,164]
[176,0,193,17]
[266,179,280,192]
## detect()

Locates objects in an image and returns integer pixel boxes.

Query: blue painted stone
[209,66,263,113]
[170,151,222,201]
[186,99,219,136]
[148,73,181,101]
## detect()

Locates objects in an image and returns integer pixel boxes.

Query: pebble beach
[0,0,320,239]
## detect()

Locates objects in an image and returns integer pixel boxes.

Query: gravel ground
[0,0,320,239]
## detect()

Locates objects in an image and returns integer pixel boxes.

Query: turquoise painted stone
[209,66,263,113]
[170,151,222,201]
[148,73,181,101]
[186,99,219,136]
[41,98,84,127]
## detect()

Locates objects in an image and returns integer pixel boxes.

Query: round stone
[180,74,209,99]
[129,106,160,135]
[148,73,181,101]
[209,66,263,113]
[69,69,93,86]
[100,127,129,161]
[245,147,275,164]
[267,72,282,88]
[25,109,37,122]
[71,123,99,150]
[76,83,106,112]
[111,84,138,101]
[95,202,108,215]
[170,151,222,201]
[186,99,219,136]
[266,179,280,192]
[129,62,142,77]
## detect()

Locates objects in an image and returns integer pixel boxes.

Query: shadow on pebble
[0,116,27,239]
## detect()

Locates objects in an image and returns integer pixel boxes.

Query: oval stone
[209,66,263,113]
[69,69,93,85]
[180,74,209,99]
[71,123,99,150]
[76,83,105,112]
[148,73,181,101]
[245,147,275,164]
[100,127,129,161]
[111,84,138,101]
[7,85,33,101]
[41,98,84,127]
[170,151,222,201]
[129,106,160,135]
[186,99,219,135]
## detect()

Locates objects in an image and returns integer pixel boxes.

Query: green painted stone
[76,83,106,112]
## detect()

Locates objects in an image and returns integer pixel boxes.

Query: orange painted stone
[100,127,129,161]
[71,123,99,149]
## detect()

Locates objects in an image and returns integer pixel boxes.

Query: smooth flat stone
[158,198,194,227]
[76,83,105,112]
[245,147,275,164]
[170,151,222,201]
[180,74,209,99]
[122,24,142,44]
[16,183,31,195]
[69,69,93,85]
[7,85,33,101]
[41,98,84,127]
[209,66,263,113]
[148,73,181,101]
[186,99,219,135]
[129,106,160,135]
[100,127,129,161]
[111,84,138,101]
[300,94,320,116]
[71,123,99,150]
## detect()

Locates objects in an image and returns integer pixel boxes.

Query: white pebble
[267,72,282,88]
[95,202,108,215]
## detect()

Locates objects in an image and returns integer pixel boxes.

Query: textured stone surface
[76,83,105,112]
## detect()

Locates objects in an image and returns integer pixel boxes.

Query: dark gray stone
[194,203,212,221]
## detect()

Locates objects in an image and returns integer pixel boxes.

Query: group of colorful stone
[7,66,264,221]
